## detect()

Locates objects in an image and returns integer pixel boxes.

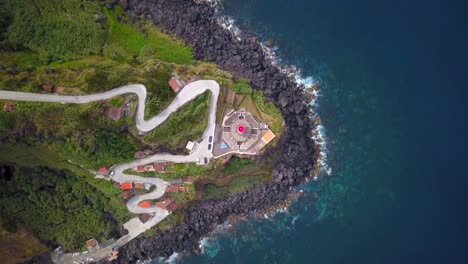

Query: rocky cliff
[108,0,320,262]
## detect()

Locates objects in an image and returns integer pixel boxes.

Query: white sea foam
[217,14,332,177]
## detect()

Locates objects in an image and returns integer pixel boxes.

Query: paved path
[0,80,220,263]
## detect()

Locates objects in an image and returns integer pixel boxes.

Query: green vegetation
[231,78,252,94]
[0,166,120,251]
[3,0,105,62]
[0,0,285,251]
[142,92,210,149]
[104,6,194,64]
[204,175,265,200]
[222,157,254,174]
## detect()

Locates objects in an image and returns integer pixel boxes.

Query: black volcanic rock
[103,0,320,263]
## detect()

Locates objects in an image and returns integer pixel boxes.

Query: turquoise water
[173,0,467,263]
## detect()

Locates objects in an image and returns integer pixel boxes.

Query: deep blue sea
[175,0,467,263]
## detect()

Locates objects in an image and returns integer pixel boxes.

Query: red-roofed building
[154,162,166,172]
[166,184,182,193]
[138,201,150,208]
[106,107,122,121]
[166,201,181,212]
[99,167,107,175]
[154,197,173,209]
[3,102,15,112]
[120,182,132,190]
[136,165,145,172]
[168,77,185,93]
[85,238,99,250]
[144,164,155,172]
[134,182,144,189]
[180,186,187,192]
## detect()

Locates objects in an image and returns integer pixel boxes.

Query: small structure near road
[138,214,153,223]
[186,141,195,151]
[85,238,99,251]
[138,201,151,208]
[134,151,148,159]
[165,184,186,193]
[154,162,166,172]
[3,102,15,112]
[168,76,185,93]
[120,182,132,190]
[99,167,108,175]
[154,197,173,209]
[134,182,144,189]
[166,201,181,213]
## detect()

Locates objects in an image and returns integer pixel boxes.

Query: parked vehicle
[209,136,213,143]
[208,144,212,150]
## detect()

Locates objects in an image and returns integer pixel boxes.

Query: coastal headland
[108,0,320,262]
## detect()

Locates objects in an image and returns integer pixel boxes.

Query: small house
[138,214,152,223]
[120,182,132,190]
[186,141,195,151]
[154,197,173,209]
[144,164,155,172]
[165,184,182,193]
[168,77,185,93]
[113,182,121,188]
[166,201,181,213]
[154,162,166,172]
[134,182,144,189]
[136,166,145,172]
[138,201,150,208]
[99,167,108,175]
[85,238,99,250]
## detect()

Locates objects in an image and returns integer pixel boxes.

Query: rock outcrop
[108,0,320,262]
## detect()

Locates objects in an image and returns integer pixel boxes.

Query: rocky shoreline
[98,0,320,263]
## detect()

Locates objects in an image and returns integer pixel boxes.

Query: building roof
[136,165,145,172]
[183,176,194,184]
[106,107,122,121]
[261,129,276,144]
[113,182,121,188]
[168,77,184,93]
[99,167,107,174]
[85,238,97,249]
[120,182,132,190]
[154,162,166,172]
[166,201,181,212]
[186,141,195,151]
[154,197,173,209]
[134,182,144,189]
[118,190,131,199]
[138,214,152,223]
[166,184,182,193]
[144,165,155,172]
[138,201,151,208]
[3,102,14,112]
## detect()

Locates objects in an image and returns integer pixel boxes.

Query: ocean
[172,0,467,263]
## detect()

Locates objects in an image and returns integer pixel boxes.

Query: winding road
[0,79,220,230]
